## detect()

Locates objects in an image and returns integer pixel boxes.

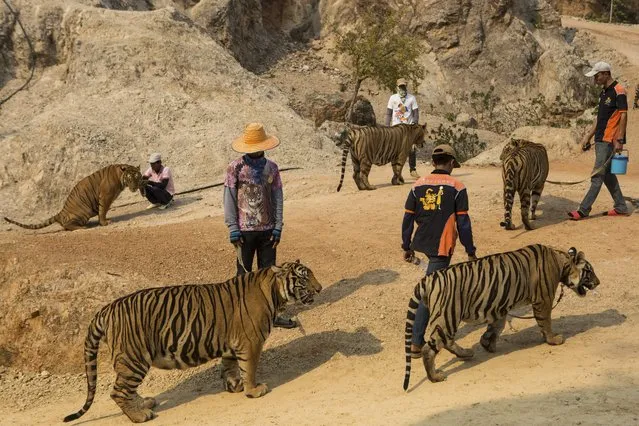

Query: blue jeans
[578,142,628,215]
[412,255,451,346]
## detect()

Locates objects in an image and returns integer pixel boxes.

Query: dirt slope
[1,16,639,426]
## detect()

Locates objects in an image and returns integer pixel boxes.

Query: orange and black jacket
[596,81,628,144]
[402,170,475,258]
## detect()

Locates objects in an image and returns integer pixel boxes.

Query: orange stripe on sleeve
[456,211,468,215]
[405,209,415,214]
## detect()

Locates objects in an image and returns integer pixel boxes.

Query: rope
[545,150,615,186]
[111,166,303,210]
[507,285,565,320]
[0,0,36,107]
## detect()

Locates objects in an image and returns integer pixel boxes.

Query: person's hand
[270,229,281,248]
[613,139,624,153]
[580,135,592,151]
[403,249,415,263]
[468,253,478,261]
[230,230,243,247]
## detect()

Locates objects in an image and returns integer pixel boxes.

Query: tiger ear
[568,247,577,259]
[295,259,300,264]
[270,265,283,275]
[120,165,127,172]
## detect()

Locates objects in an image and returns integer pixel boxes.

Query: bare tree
[331,7,424,123]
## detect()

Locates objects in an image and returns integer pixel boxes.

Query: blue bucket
[611,150,629,175]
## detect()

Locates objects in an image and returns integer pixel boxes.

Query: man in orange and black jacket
[401,144,477,357]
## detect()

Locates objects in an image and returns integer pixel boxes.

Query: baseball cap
[584,61,611,77]
[148,153,162,163]
[432,144,461,168]
[396,78,408,87]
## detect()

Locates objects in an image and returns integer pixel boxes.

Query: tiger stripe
[499,139,549,230]
[4,164,142,231]
[403,244,599,390]
[63,261,322,423]
[336,123,426,192]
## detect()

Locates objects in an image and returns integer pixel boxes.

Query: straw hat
[232,123,280,153]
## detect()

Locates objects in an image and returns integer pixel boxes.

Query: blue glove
[271,229,281,242]
[230,230,241,244]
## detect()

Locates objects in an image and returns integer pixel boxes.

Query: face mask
[398,87,407,98]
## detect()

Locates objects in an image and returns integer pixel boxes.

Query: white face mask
[398,87,407,98]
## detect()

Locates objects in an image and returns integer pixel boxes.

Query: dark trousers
[412,255,451,346]
[236,230,276,276]
[145,185,173,205]
[408,148,417,171]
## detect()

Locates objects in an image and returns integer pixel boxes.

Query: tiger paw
[142,397,156,409]
[455,348,474,359]
[123,407,156,423]
[545,333,565,345]
[99,220,110,226]
[245,383,269,398]
[499,221,515,230]
[224,376,244,393]
[427,369,447,383]
[480,334,497,353]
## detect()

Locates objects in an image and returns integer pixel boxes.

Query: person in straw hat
[401,144,477,358]
[223,122,297,329]
[141,152,175,210]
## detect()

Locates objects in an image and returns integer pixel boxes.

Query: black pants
[236,230,276,276]
[408,148,417,171]
[145,185,172,205]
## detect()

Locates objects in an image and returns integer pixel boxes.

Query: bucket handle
[615,148,629,160]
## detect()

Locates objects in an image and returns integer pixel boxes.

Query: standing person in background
[223,122,298,329]
[141,153,175,210]
[386,78,421,179]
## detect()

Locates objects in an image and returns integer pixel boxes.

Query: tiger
[336,123,427,192]
[634,86,639,109]
[499,138,549,230]
[63,260,322,423]
[4,164,142,231]
[403,244,599,389]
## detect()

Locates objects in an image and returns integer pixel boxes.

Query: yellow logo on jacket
[420,186,444,210]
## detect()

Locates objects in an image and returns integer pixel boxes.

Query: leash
[507,285,565,320]
[545,150,615,186]
[112,167,302,210]
[235,244,247,273]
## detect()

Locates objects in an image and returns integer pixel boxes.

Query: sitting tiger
[63,261,322,423]
[499,138,549,230]
[403,244,599,389]
[4,164,142,231]
[336,123,426,192]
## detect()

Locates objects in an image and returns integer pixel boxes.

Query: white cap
[585,61,611,77]
[148,152,161,163]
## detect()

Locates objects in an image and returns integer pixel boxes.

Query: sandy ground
[2,17,639,426]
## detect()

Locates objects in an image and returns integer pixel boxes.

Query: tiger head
[411,123,428,149]
[272,260,322,306]
[499,138,526,161]
[564,247,600,297]
[119,165,143,192]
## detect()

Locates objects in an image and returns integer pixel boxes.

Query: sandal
[273,316,298,329]
[567,210,586,221]
[604,209,630,217]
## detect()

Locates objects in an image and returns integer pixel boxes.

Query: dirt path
[2,17,639,426]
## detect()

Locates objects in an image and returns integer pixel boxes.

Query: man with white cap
[223,122,297,329]
[386,78,421,178]
[142,153,175,209]
[568,61,629,220]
